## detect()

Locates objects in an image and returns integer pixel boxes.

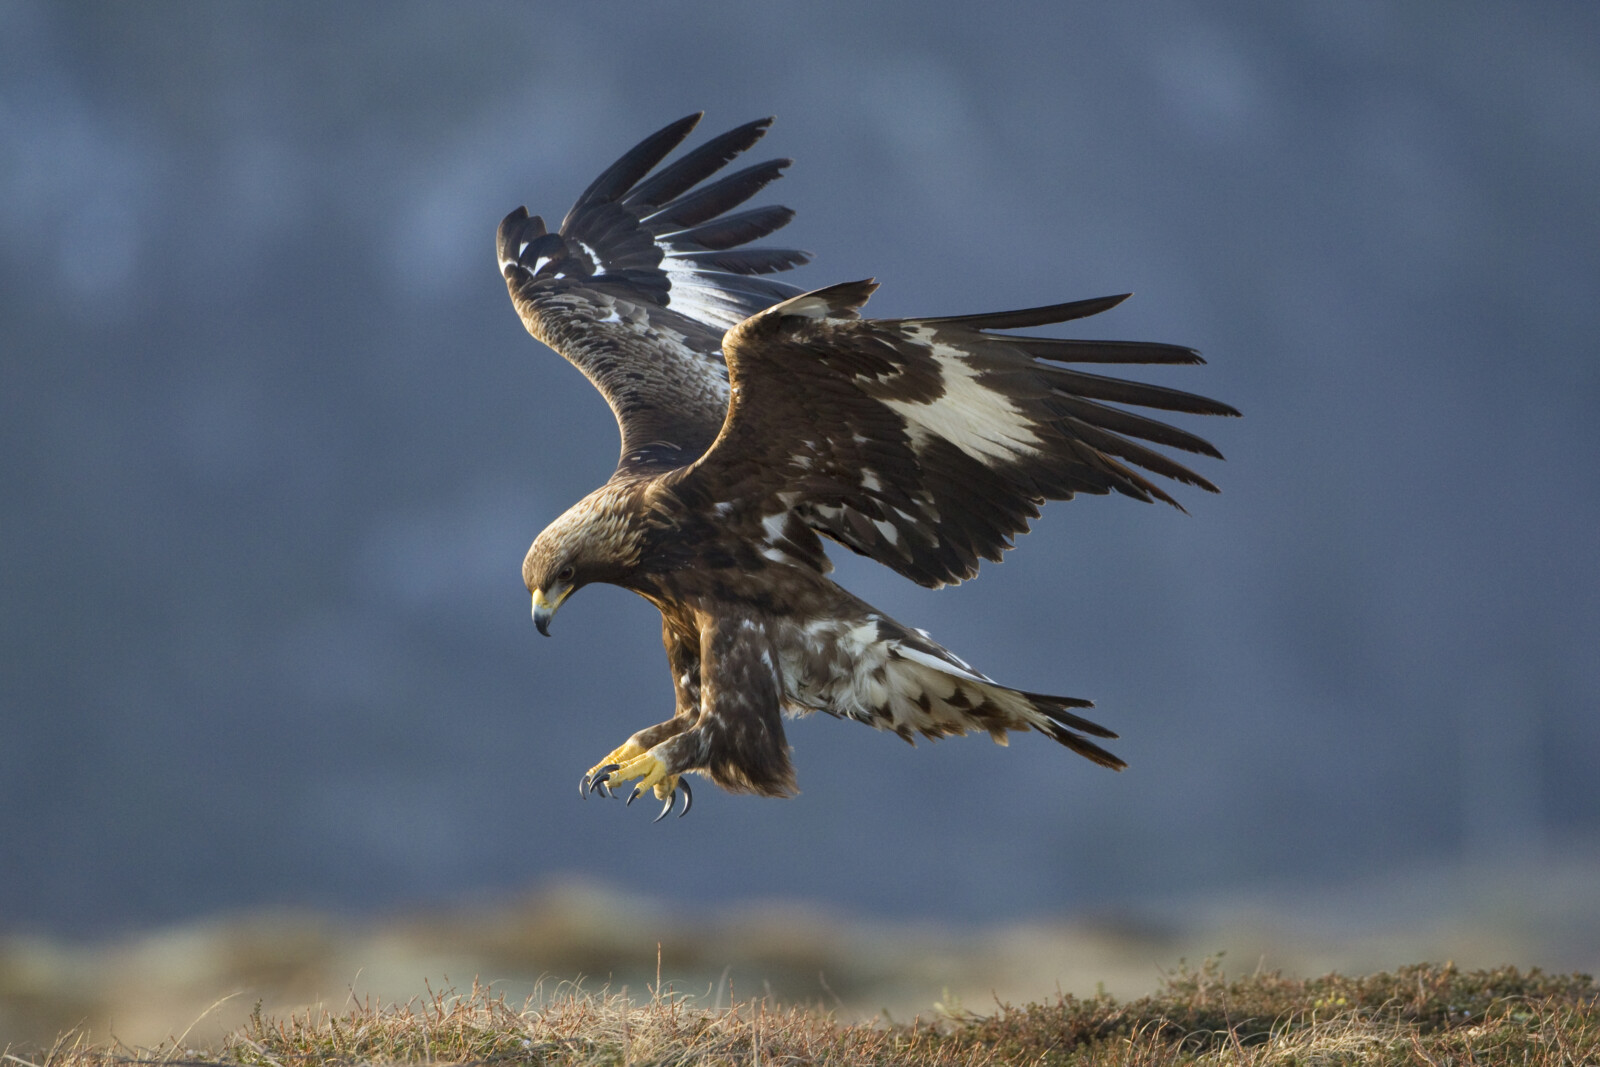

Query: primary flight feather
[499,113,1238,819]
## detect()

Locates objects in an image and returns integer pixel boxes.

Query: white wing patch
[756,510,807,565]
[657,255,763,331]
[883,330,1045,465]
[576,240,605,275]
[771,293,834,319]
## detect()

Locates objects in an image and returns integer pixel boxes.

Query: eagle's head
[524,486,647,636]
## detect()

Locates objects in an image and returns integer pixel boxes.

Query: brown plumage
[502,114,1238,816]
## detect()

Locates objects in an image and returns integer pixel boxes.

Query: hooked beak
[531,584,572,636]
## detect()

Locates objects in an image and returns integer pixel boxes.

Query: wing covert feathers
[500,114,812,473]
[695,283,1238,587]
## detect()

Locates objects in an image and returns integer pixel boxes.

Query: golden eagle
[499,114,1237,820]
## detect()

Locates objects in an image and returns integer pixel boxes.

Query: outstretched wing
[499,113,811,474]
[685,280,1240,588]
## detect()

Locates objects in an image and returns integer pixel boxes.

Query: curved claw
[580,763,619,799]
[650,779,694,823]
[626,786,641,807]
[595,778,615,799]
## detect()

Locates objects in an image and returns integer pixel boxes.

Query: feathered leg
[602,610,797,803]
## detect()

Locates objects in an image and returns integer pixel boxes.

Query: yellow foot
[581,741,646,797]
[612,752,673,797]
[580,747,693,821]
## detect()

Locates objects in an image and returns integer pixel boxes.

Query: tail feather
[1038,718,1127,770]
[877,637,1124,771]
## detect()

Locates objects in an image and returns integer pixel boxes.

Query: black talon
[650,781,693,823]
[581,764,620,800]
[596,779,614,799]
[626,786,641,806]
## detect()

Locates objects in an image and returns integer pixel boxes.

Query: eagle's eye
[557,565,576,582]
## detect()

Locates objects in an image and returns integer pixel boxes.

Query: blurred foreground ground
[4,843,1597,1050]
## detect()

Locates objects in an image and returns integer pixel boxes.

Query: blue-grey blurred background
[3,1,1597,940]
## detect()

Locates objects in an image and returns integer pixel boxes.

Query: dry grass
[10,855,1600,1048]
[962,959,1599,1065]
[6,961,1595,1066]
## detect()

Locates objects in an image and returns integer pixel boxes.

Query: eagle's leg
[581,716,694,799]
[593,737,695,822]
[581,743,641,798]
[586,611,797,812]
[581,618,703,806]
[612,611,797,799]
[591,716,695,805]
